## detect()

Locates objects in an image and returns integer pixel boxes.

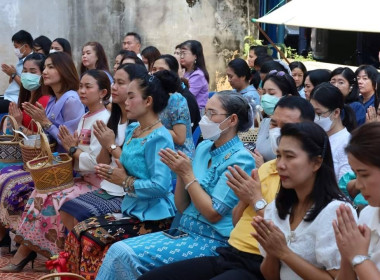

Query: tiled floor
[0,247,48,280]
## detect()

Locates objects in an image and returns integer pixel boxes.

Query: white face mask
[49,49,58,54]
[314,114,333,132]
[14,44,25,59]
[199,115,230,141]
[269,127,281,154]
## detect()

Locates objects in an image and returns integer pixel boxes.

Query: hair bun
[153,70,181,94]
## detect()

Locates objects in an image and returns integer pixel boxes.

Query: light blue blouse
[120,122,176,221]
[182,136,256,237]
[160,93,195,158]
[239,85,260,108]
[298,87,306,99]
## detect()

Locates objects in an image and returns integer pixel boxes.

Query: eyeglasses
[205,110,229,119]
[179,52,191,58]
[315,110,332,120]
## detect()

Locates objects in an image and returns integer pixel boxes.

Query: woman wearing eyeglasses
[96,92,255,280]
[310,82,357,181]
[179,40,209,114]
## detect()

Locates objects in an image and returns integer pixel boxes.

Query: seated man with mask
[1,30,33,113]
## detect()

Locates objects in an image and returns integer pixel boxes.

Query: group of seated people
[0,29,378,280]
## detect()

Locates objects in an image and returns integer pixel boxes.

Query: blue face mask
[261,94,280,116]
[21,73,41,91]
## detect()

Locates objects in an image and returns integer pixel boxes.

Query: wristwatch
[254,198,268,211]
[43,122,52,130]
[351,255,370,268]
[69,146,78,157]
[109,144,117,153]
[11,73,17,80]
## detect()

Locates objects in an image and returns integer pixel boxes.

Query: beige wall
[0,0,257,94]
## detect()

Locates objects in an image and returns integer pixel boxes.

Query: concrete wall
[0,0,258,94]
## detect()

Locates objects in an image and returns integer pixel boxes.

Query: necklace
[126,119,161,145]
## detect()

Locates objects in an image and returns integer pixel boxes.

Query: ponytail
[341,104,357,132]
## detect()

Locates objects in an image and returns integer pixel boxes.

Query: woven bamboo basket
[0,115,23,163]
[20,121,56,167]
[26,126,74,194]
[238,112,261,143]
[37,272,86,280]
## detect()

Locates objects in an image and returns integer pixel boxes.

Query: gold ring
[175,153,179,159]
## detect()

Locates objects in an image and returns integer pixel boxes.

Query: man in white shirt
[0,30,33,113]
[122,32,142,59]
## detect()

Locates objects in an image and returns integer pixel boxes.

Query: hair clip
[268,70,286,77]
[148,74,155,83]
[268,70,278,75]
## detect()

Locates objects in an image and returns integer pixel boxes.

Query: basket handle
[0,115,20,141]
[27,119,45,149]
[255,111,261,126]
[31,120,53,161]
[37,272,86,280]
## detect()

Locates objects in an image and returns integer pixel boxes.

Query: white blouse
[260,200,357,280]
[75,109,110,174]
[358,206,380,271]
[329,128,352,181]
[99,122,127,196]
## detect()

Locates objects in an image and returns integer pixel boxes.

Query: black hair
[130,70,180,113]
[153,55,201,132]
[33,35,52,56]
[18,53,49,108]
[306,69,330,87]
[263,71,299,97]
[12,30,33,48]
[52,38,72,57]
[249,45,268,57]
[376,75,380,107]
[153,54,189,90]
[276,122,348,221]
[311,82,357,132]
[260,61,287,74]
[215,91,253,132]
[156,54,179,73]
[125,32,142,44]
[136,70,180,113]
[253,55,273,69]
[141,46,161,72]
[289,61,307,89]
[330,67,360,103]
[227,58,251,82]
[120,52,145,67]
[249,70,261,89]
[181,40,210,82]
[289,61,307,75]
[80,69,111,101]
[355,65,379,110]
[117,49,134,56]
[274,96,315,121]
[107,64,148,137]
